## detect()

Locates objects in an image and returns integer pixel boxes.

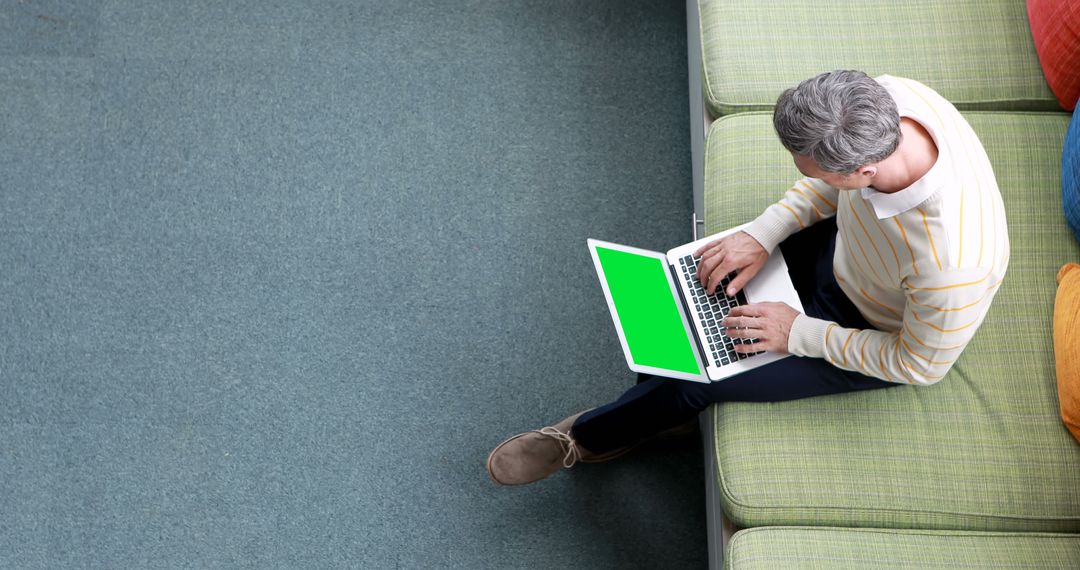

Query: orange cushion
[1028,0,1080,110]
[1056,263,1080,442]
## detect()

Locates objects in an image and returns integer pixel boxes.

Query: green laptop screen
[595,247,700,375]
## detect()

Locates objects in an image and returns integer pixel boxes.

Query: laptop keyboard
[678,254,764,367]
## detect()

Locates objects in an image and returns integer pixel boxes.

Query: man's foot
[487,409,596,486]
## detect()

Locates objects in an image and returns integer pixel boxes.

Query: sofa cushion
[698,0,1058,117]
[705,111,1080,532]
[1027,0,1080,110]
[725,527,1080,570]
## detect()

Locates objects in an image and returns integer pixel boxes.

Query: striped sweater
[744,75,1010,385]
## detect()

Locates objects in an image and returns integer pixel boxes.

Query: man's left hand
[722,302,801,354]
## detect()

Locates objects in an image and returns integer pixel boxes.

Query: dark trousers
[571,218,898,455]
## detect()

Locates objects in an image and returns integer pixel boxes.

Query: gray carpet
[0,1,702,567]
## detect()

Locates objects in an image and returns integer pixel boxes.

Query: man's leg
[571,353,894,455]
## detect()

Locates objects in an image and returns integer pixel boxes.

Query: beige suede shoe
[487,410,595,486]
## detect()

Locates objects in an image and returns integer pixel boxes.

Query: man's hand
[722,302,800,354]
[694,231,769,296]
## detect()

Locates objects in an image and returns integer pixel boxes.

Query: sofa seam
[709,98,1064,118]
[733,526,1080,540]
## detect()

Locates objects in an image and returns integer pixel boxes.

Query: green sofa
[686,1,1080,567]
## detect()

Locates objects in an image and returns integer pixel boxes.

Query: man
[487,70,1009,486]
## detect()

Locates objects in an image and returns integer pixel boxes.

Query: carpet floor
[0,1,703,567]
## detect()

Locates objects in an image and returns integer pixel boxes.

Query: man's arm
[786,266,1005,384]
[697,177,839,296]
[743,177,839,253]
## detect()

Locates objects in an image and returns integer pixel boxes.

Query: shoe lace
[535,426,581,469]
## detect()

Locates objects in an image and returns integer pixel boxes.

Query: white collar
[859,115,948,219]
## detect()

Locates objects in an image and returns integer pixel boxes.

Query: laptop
[587,222,804,383]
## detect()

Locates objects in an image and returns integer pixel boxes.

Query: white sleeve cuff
[743,211,795,254]
[787,314,832,359]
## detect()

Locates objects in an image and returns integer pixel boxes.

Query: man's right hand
[693,231,769,297]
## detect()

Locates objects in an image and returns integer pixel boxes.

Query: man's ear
[858,165,877,178]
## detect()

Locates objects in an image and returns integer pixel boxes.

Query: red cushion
[1028,0,1080,110]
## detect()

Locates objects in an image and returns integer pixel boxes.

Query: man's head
[773,70,901,190]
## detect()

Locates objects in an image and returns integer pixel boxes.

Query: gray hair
[773,70,901,173]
